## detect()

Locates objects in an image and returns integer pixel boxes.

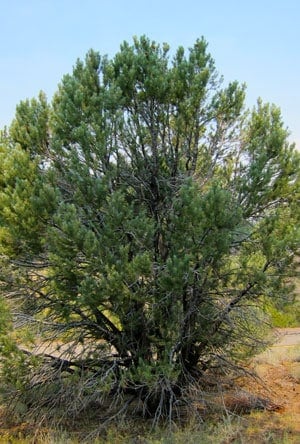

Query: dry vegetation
[0,328,299,443]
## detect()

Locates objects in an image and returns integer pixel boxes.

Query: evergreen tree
[0,37,299,421]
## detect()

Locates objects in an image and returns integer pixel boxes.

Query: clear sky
[1,0,299,149]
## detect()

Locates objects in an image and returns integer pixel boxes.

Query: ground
[0,328,299,443]
[236,327,300,443]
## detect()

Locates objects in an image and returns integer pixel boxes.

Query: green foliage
[0,297,28,390]
[264,280,300,327]
[266,303,300,327]
[0,36,299,422]
[10,91,50,157]
[0,142,41,256]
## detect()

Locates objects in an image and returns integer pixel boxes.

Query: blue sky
[1,0,299,148]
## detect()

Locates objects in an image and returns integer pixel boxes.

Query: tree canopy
[0,36,299,422]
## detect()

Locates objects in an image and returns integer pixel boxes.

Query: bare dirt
[237,328,300,443]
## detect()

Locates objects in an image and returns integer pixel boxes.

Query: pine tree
[0,37,299,422]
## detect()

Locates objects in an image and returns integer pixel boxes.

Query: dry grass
[1,328,300,443]
[236,328,300,443]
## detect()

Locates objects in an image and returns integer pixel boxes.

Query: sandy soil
[238,327,300,442]
[273,327,300,346]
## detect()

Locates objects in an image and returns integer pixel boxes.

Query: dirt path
[272,327,300,346]
[239,328,300,442]
[264,328,300,420]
